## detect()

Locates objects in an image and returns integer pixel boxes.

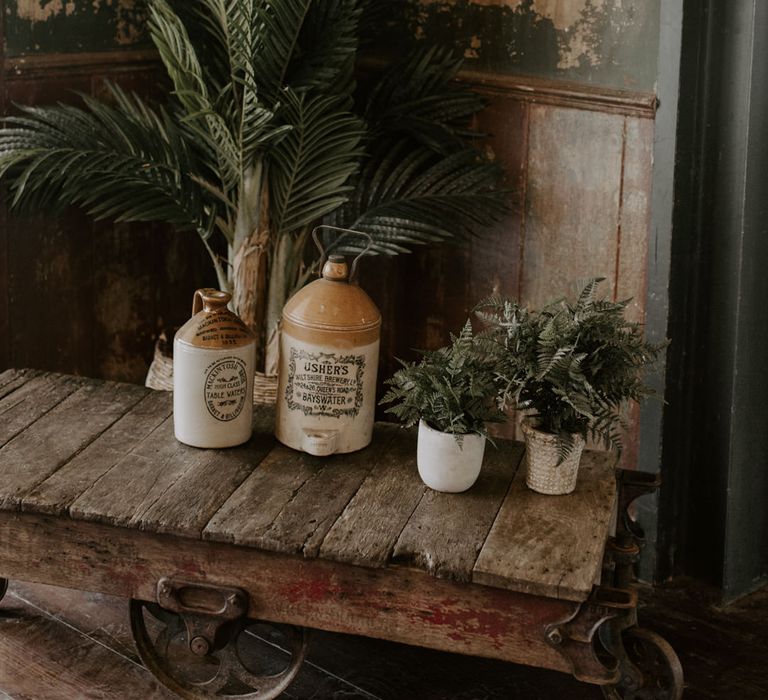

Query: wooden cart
[0,369,682,699]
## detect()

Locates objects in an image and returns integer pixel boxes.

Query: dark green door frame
[658,0,768,600]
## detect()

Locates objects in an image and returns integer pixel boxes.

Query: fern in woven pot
[0,0,507,386]
[477,279,663,495]
[380,321,504,493]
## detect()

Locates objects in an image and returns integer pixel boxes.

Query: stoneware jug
[173,288,256,448]
[275,227,381,456]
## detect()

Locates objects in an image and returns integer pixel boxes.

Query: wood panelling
[616,117,654,323]
[469,97,528,305]
[0,49,656,457]
[522,106,624,307]
[0,57,214,382]
[460,70,657,119]
[6,210,94,376]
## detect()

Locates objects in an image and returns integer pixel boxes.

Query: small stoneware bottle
[173,288,256,448]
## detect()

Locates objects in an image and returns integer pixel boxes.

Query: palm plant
[0,0,507,372]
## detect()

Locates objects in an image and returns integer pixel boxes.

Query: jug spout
[301,429,340,456]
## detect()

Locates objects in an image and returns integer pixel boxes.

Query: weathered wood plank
[319,432,426,568]
[0,372,84,450]
[473,450,617,601]
[0,379,148,510]
[132,404,276,537]
[521,106,624,308]
[69,405,274,537]
[615,116,653,325]
[21,390,171,517]
[392,441,525,582]
[205,425,400,556]
[203,444,330,546]
[68,414,201,527]
[0,367,42,400]
[0,585,177,699]
[0,510,576,675]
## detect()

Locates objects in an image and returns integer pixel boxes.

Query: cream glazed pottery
[416,420,487,493]
[173,288,256,448]
[276,249,381,457]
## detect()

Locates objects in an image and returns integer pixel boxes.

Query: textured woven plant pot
[521,420,585,495]
[145,339,277,405]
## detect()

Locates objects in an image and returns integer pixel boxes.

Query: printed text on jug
[285,349,365,418]
[204,358,247,421]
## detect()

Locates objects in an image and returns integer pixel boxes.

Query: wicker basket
[145,338,278,405]
[521,420,585,495]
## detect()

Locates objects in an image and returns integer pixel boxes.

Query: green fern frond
[477,279,665,455]
[381,318,504,437]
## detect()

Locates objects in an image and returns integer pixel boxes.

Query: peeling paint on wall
[14,1,76,23]
[382,0,659,91]
[6,0,149,56]
[115,0,144,45]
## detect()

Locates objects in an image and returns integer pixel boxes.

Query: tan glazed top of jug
[282,257,381,338]
[175,288,255,349]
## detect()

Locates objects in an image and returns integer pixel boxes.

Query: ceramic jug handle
[192,288,225,316]
[193,289,204,316]
[311,225,373,282]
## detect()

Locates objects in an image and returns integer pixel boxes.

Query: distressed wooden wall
[0,1,658,467]
[379,0,660,91]
[371,74,655,462]
[0,50,215,382]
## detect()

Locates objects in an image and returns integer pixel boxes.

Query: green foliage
[477,279,665,457]
[380,320,505,438]
[0,0,509,339]
[327,45,508,256]
[0,84,211,234]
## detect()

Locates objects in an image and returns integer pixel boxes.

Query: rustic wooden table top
[0,368,617,603]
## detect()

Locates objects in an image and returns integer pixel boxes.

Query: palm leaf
[252,0,313,105]
[328,139,508,254]
[0,85,211,235]
[286,0,362,95]
[365,46,486,152]
[148,0,240,192]
[268,89,365,235]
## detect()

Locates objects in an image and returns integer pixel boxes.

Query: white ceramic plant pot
[521,420,585,495]
[417,420,486,493]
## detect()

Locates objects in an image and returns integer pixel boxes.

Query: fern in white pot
[380,321,504,492]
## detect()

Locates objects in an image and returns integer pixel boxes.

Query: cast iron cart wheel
[601,627,684,700]
[130,599,309,699]
[0,577,7,602]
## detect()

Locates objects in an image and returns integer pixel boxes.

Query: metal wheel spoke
[130,598,309,699]
[601,627,684,700]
